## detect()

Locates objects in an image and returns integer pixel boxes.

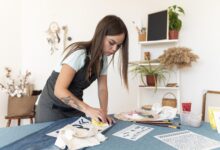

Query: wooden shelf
[139,85,179,90]
[139,39,178,46]
[135,36,180,112]
[129,61,160,66]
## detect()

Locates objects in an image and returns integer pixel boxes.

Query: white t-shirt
[54,49,108,75]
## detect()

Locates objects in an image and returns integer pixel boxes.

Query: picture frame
[147,10,168,41]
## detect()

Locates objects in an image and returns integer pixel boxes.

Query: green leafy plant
[168,5,185,31]
[130,61,169,91]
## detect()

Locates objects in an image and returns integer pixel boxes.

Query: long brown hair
[63,15,129,88]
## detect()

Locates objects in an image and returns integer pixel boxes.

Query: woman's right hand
[84,106,107,123]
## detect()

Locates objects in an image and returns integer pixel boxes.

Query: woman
[35,15,129,124]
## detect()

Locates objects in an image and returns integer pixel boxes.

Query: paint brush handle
[137,120,171,124]
[148,123,180,129]
[137,121,172,125]
[132,21,141,33]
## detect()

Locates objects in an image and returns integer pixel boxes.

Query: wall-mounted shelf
[129,61,160,66]
[139,85,179,90]
[139,39,178,46]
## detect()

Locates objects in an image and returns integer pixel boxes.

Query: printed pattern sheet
[47,117,90,137]
[155,130,220,150]
[113,124,153,141]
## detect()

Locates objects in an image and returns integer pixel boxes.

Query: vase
[146,75,157,86]
[169,30,179,39]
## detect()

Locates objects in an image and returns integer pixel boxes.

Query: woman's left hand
[105,115,115,125]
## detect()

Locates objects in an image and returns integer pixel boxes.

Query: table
[5,114,35,127]
[0,117,220,150]
[0,121,52,148]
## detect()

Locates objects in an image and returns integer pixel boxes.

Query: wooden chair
[202,90,220,122]
[5,113,35,127]
[5,90,41,127]
[5,97,37,127]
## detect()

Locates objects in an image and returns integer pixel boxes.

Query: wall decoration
[46,22,72,55]
[147,10,168,41]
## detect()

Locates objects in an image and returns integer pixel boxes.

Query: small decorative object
[46,22,72,55]
[166,83,177,87]
[158,46,199,69]
[144,52,151,60]
[162,92,177,108]
[138,28,146,41]
[168,5,185,39]
[141,104,152,111]
[132,21,147,41]
[0,67,31,97]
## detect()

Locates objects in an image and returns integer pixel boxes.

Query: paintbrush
[136,120,172,125]
[152,124,180,129]
[132,21,141,33]
[137,121,180,129]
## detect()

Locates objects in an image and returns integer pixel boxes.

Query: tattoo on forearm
[61,96,82,111]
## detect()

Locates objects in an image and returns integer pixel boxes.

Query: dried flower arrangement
[0,67,31,97]
[158,47,199,69]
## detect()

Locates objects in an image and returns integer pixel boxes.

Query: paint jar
[180,112,202,127]
[138,31,146,41]
[181,102,192,112]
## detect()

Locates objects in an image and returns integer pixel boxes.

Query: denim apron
[36,55,102,123]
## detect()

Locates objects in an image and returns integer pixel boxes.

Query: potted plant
[130,60,168,90]
[0,67,38,117]
[168,5,185,39]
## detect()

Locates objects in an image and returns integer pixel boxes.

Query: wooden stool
[5,113,35,127]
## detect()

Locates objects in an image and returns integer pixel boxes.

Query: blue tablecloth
[1,117,220,150]
[0,122,52,148]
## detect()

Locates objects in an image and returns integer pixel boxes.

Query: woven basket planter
[162,92,177,108]
[7,96,38,117]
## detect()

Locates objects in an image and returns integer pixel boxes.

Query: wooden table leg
[17,118,21,126]
[30,117,33,124]
[6,119,11,127]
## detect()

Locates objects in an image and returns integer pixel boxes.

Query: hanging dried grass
[158,47,199,69]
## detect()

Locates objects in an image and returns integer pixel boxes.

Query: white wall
[20,0,150,116]
[0,0,22,127]
[134,0,220,114]
[178,0,220,113]
[1,0,220,127]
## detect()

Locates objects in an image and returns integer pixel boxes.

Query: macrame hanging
[46,22,72,55]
